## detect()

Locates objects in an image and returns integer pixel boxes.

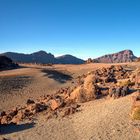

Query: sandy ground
[0,63,114,111]
[0,66,74,111]
[1,63,140,139]
[1,94,140,140]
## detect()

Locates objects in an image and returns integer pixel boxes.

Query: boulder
[0,111,6,117]
[50,99,63,110]
[27,99,35,105]
[26,103,48,114]
[0,55,18,70]
[10,110,25,124]
[70,74,98,103]
[0,116,9,124]
[60,107,76,117]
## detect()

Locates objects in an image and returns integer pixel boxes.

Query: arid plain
[1,63,140,140]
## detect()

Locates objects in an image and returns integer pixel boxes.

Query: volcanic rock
[93,50,137,63]
[0,55,18,71]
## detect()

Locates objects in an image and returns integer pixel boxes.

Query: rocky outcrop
[0,90,80,125]
[94,50,137,63]
[86,58,93,63]
[0,56,18,70]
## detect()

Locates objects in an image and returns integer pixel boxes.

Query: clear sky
[0,0,140,60]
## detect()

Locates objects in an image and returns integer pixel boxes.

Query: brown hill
[2,51,85,64]
[94,50,137,63]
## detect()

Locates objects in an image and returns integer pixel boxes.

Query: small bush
[132,107,140,120]
[117,79,134,87]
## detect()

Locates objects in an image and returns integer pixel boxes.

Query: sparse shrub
[132,107,140,120]
[117,79,134,87]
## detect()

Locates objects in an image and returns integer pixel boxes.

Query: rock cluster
[0,94,80,125]
[92,65,131,84]
[78,65,132,86]
[76,65,133,99]
[108,86,129,98]
[86,58,93,63]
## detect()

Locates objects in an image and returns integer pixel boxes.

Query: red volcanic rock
[26,99,35,105]
[0,111,6,117]
[50,99,62,110]
[0,116,9,125]
[93,50,137,63]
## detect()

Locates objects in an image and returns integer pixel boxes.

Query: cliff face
[94,50,137,63]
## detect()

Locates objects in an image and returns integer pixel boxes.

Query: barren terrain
[1,63,140,140]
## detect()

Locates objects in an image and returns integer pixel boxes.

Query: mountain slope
[94,50,137,63]
[56,54,85,64]
[2,51,56,64]
[2,51,84,64]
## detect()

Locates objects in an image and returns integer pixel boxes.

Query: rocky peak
[94,50,137,63]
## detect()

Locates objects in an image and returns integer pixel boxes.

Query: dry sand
[1,63,140,140]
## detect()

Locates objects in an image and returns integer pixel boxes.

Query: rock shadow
[42,69,73,83]
[0,76,32,95]
[0,122,35,135]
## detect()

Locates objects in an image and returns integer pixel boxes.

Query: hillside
[2,51,56,64]
[0,55,18,70]
[94,50,137,63]
[2,51,85,64]
[1,50,138,64]
[56,54,84,64]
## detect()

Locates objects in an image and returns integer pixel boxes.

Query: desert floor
[0,63,140,140]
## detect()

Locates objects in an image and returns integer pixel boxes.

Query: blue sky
[0,0,140,59]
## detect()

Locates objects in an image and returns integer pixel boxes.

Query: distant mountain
[56,54,85,64]
[1,51,85,64]
[2,51,56,64]
[93,50,137,63]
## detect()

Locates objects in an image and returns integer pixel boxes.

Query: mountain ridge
[0,49,138,64]
[56,54,84,64]
[93,50,137,63]
[1,51,85,64]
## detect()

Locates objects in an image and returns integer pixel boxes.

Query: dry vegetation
[131,93,140,120]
